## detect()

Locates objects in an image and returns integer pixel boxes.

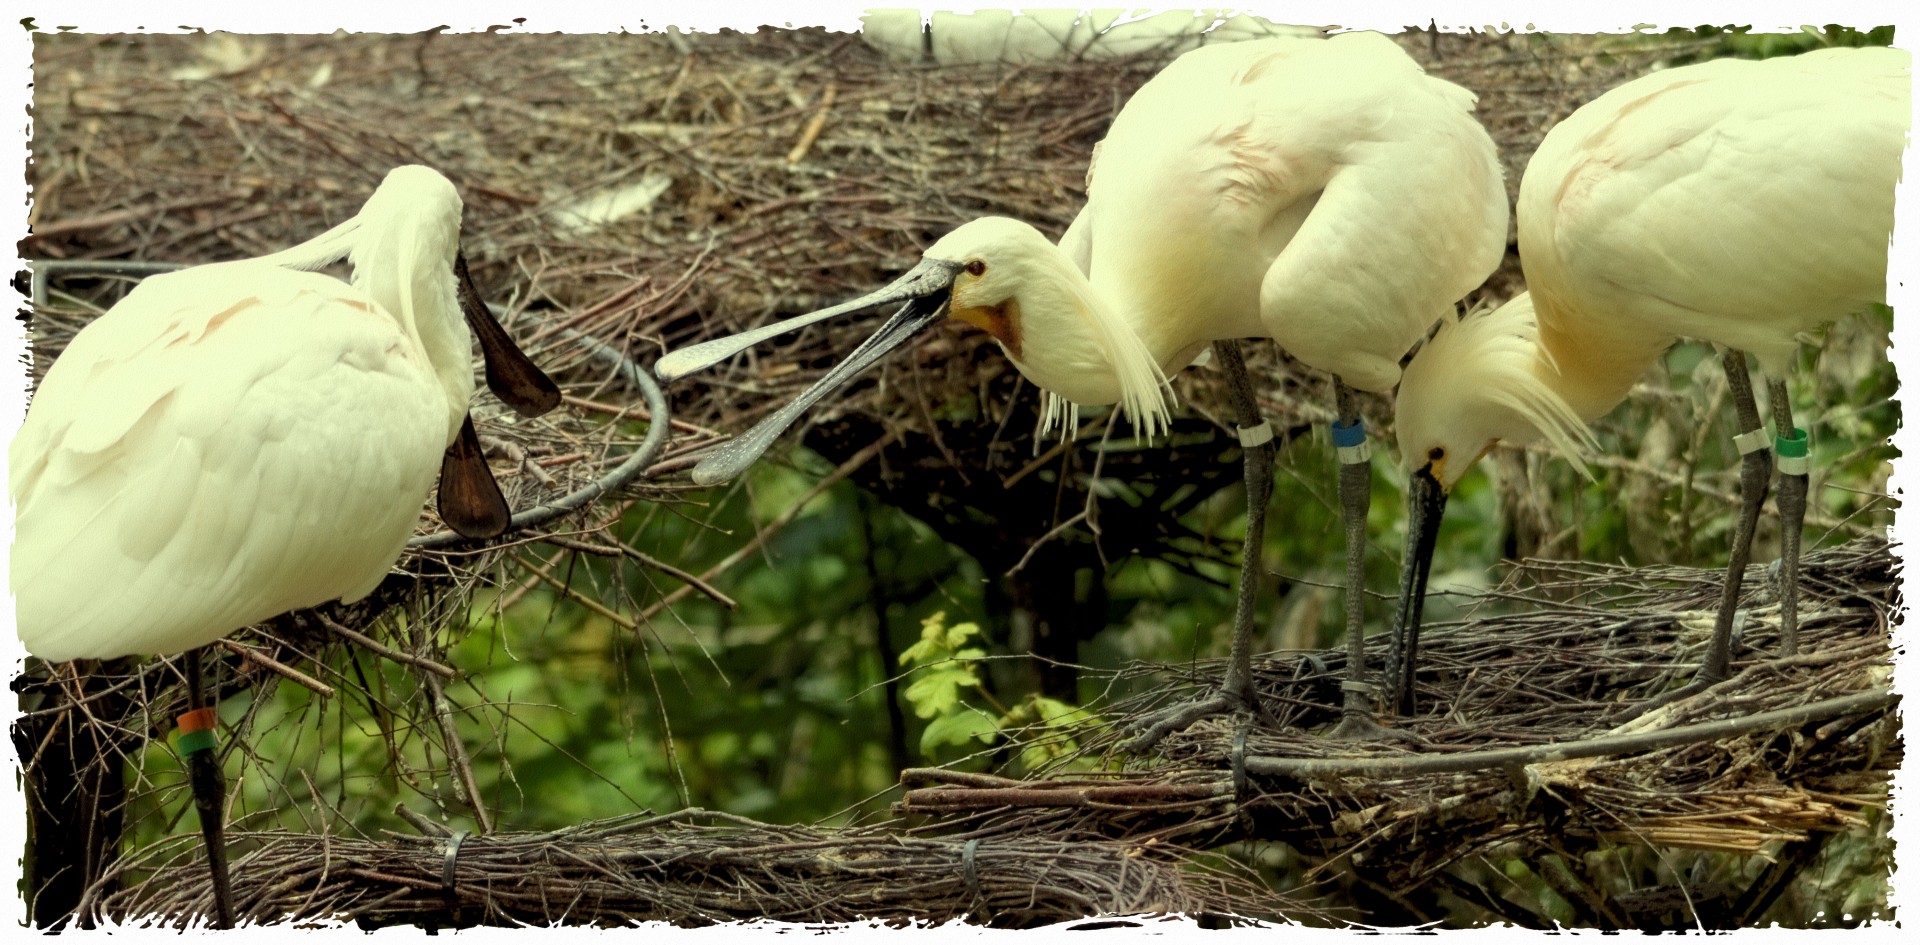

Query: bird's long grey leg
[182,649,235,928]
[1656,348,1777,694]
[1214,339,1272,705]
[1608,349,1771,724]
[1126,339,1270,752]
[1768,378,1806,656]
[1325,380,1399,740]
[1700,349,1774,683]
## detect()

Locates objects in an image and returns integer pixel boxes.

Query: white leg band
[1732,428,1770,455]
[1777,454,1811,476]
[1337,441,1372,466]
[1237,420,1273,448]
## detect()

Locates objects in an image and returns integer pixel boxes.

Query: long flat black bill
[438,413,513,538]
[691,293,950,486]
[656,259,964,382]
[455,252,562,418]
[1388,468,1447,717]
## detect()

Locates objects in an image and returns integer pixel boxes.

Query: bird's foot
[1608,602,1755,727]
[1324,709,1427,746]
[1126,689,1248,755]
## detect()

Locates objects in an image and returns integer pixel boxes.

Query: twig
[785,82,838,164]
[1246,690,1894,780]
[635,432,895,625]
[420,672,494,835]
[216,640,335,696]
[543,534,738,610]
[320,614,457,679]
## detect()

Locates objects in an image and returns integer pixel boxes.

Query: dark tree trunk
[16,660,132,928]
[1006,540,1106,702]
[803,365,1305,706]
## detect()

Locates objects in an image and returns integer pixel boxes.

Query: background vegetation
[35,22,1898,928]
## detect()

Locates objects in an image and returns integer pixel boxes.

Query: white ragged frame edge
[8,4,1914,932]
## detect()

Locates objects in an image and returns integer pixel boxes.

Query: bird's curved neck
[1008,246,1174,436]
[354,239,474,442]
[1529,289,1673,422]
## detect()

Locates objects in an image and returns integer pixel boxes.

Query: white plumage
[659,31,1508,739]
[12,166,477,662]
[1397,46,1908,480]
[859,9,1321,66]
[1064,31,1506,396]
[662,31,1508,469]
[1388,46,1909,713]
[950,30,1507,434]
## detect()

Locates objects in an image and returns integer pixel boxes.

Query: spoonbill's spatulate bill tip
[12,163,558,927]
[685,286,959,485]
[455,252,562,418]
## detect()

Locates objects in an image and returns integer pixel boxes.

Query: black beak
[438,414,512,539]
[455,251,562,418]
[433,252,561,541]
[1387,464,1447,716]
[665,258,965,486]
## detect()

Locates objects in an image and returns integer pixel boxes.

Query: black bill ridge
[1387,463,1447,716]
[455,251,562,418]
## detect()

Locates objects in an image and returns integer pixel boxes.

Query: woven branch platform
[91,808,1297,929]
[81,539,1896,929]
[899,538,1899,890]
[23,27,1895,931]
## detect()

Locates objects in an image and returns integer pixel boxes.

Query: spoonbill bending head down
[10,165,559,925]
[658,31,1507,745]
[1391,46,1909,716]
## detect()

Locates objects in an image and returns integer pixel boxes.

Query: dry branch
[897,539,1899,888]
[92,809,1295,928]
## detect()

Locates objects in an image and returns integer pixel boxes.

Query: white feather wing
[11,263,447,661]
[1525,47,1910,373]
[1086,32,1506,392]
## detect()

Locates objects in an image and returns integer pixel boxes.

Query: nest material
[22,27,1747,684]
[899,538,1899,890]
[25,26,1854,930]
[92,808,1295,929]
[28,28,1719,475]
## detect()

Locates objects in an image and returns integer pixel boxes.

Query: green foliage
[899,612,997,755]
[896,612,1102,771]
[998,694,1099,773]
[1661,24,1897,62]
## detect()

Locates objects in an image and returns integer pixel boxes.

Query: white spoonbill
[658,31,1508,743]
[1390,46,1909,715]
[858,9,1319,65]
[10,164,560,925]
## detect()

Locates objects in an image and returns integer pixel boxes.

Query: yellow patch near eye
[951,299,1023,360]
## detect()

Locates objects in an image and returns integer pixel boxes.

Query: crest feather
[1408,293,1600,477]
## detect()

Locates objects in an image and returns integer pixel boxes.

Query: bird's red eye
[965,260,987,277]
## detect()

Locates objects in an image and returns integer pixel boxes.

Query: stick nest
[92,807,1298,929]
[901,538,1899,888]
[27,26,1814,931]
